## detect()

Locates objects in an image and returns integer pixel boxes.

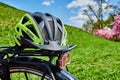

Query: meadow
[0,2,120,80]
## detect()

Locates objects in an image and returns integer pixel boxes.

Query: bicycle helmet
[14,12,69,51]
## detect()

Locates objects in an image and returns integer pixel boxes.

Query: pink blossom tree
[93,14,120,41]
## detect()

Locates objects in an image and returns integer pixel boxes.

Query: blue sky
[0,0,120,27]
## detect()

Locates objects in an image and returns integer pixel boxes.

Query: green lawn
[66,26,120,79]
[0,2,120,80]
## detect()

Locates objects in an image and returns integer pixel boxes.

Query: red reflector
[59,52,70,69]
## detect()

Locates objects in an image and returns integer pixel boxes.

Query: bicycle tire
[0,56,76,80]
[0,60,52,80]
[9,66,51,80]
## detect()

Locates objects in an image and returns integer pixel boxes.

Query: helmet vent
[57,19,62,27]
[33,16,42,24]
[56,28,61,41]
[42,26,49,43]
[21,30,32,41]
[26,25,38,37]
[22,16,29,24]
[16,27,19,32]
[48,20,54,39]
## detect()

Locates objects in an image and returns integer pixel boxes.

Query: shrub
[93,14,120,41]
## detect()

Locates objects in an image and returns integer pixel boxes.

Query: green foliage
[92,20,107,29]
[0,2,120,80]
[92,14,114,30]
[106,14,114,28]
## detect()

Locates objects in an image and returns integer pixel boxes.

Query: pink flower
[93,14,120,41]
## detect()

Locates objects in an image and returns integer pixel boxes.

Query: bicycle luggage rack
[0,46,57,80]
[0,45,77,80]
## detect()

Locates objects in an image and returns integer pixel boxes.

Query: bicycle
[0,41,77,80]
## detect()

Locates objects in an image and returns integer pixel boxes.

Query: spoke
[24,72,29,80]
[41,73,46,80]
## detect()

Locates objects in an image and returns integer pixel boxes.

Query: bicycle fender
[56,70,77,80]
[13,56,77,80]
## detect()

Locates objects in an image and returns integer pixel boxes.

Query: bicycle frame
[0,45,77,80]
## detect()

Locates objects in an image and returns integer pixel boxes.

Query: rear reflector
[58,52,70,69]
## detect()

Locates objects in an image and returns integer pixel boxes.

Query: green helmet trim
[61,27,68,46]
[14,13,44,46]
[15,23,43,45]
[21,14,43,44]
[14,35,21,46]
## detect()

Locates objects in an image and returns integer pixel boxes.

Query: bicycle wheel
[9,67,51,80]
[0,56,76,80]
[0,62,52,80]
[0,56,54,80]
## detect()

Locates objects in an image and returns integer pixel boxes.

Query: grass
[0,2,26,46]
[66,26,120,79]
[0,2,120,80]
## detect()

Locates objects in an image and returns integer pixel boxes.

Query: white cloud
[69,12,89,26]
[67,0,97,8]
[67,0,118,27]
[42,0,54,6]
[67,0,98,27]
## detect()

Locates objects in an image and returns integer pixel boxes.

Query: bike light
[58,52,70,69]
